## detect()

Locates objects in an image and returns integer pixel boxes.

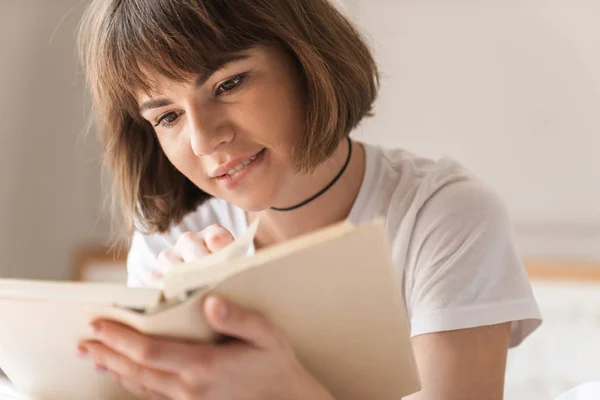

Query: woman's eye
[215,74,246,96]
[154,111,179,128]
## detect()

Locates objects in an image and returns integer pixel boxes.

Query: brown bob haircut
[78,0,379,235]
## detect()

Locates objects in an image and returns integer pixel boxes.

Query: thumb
[203,295,279,349]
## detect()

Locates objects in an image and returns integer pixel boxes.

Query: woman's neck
[248,139,366,250]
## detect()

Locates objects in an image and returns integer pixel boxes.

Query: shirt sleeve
[407,180,542,347]
[126,229,177,287]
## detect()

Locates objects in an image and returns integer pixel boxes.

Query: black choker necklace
[271,136,353,212]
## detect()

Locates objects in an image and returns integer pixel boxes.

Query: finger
[88,319,212,373]
[80,340,179,399]
[203,295,281,350]
[155,248,184,276]
[175,231,210,262]
[201,224,234,253]
[119,376,171,400]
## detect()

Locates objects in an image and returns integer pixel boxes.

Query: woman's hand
[78,295,334,400]
[152,224,235,279]
[78,224,334,400]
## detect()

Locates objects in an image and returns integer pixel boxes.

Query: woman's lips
[215,148,266,190]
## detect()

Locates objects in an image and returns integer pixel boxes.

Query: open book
[0,219,420,400]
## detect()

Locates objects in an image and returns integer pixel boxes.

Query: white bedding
[505,280,600,399]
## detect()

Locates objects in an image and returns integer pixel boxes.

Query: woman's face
[137,45,306,211]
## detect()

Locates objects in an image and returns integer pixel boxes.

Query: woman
[76,0,542,398]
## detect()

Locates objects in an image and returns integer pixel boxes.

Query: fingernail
[77,344,88,358]
[207,231,223,241]
[95,363,108,374]
[206,295,228,320]
[216,298,228,320]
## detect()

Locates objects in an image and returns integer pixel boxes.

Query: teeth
[226,155,257,176]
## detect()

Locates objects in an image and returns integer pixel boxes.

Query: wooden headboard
[71,244,600,282]
[525,260,600,281]
[72,244,128,282]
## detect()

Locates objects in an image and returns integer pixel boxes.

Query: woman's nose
[188,107,234,156]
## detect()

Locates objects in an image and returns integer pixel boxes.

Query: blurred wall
[0,1,109,280]
[1,0,598,281]
[345,0,600,260]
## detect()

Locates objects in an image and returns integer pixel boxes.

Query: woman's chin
[224,193,275,213]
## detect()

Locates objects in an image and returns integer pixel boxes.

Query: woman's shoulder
[356,143,514,262]
[356,142,501,227]
[362,144,541,345]
[366,143,475,191]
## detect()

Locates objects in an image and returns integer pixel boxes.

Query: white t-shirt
[127,142,542,346]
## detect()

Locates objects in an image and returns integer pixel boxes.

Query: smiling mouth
[217,148,266,178]
[223,155,257,177]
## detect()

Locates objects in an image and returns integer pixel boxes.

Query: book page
[162,219,356,301]
[0,279,162,310]
[0,219,420,400]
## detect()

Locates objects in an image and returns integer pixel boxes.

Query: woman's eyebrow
[139,53,251,114]
[139,98,173,114]
[194,53,251,88]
